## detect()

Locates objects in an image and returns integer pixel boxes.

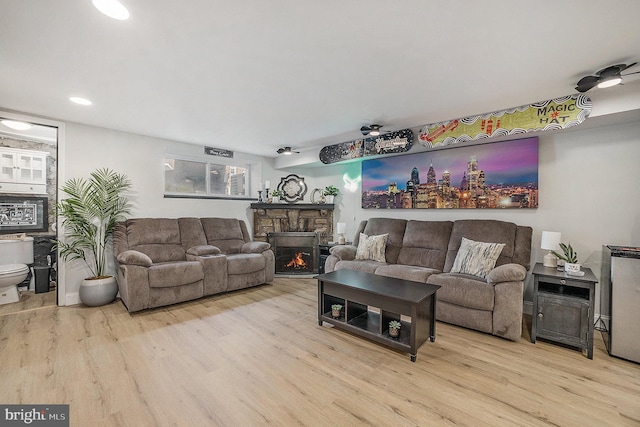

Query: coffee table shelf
[316,270,439,362]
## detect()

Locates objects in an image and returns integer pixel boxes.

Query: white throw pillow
[355,233,388,262]
[451,237,505,279]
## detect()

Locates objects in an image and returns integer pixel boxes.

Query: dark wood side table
[318,242,351,274]
[531,263,598,359]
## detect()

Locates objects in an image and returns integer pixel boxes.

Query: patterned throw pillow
[355,233,388,262]
[450,237,505,279]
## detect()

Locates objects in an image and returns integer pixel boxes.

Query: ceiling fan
[576,62,639,92]
[277,146,299,155]
[360,124,383,136]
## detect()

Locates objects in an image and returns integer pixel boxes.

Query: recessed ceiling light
[1,120,32,131]
[92,0,130,20]
[70,97,92,106]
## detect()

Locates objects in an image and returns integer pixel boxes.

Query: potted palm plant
[55,168,132,306]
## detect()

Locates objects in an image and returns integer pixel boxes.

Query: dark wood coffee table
[316,269,440,362]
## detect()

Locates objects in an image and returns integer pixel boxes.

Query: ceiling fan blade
[277,148,285,154]
[613,62,637,73]
[360,125,371,135]
[575,75,599,93]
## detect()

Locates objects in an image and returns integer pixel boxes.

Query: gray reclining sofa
[113,217,274,312]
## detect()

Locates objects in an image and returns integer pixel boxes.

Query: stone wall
[251,203,334,244]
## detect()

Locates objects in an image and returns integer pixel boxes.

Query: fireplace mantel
[251,203,334,244]
[250,203,334,210]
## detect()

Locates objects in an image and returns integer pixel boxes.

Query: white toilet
[0,237,34,305]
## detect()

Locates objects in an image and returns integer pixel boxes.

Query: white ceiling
[1,1,640,158]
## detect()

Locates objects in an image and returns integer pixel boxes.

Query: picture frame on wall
[362,137,538,209]
[0,195,48,232]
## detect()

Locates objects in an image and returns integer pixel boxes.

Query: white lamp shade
[541,231,562,251]
[336,223,347,234]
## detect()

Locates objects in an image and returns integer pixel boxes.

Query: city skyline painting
[362,137,538,209]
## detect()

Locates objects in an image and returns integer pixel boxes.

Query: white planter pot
[272,196,279,203]
[79,276,118,307]
[324,195,335,204]
[564,263,581,274]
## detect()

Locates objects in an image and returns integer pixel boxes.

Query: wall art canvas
[362,137,538,209]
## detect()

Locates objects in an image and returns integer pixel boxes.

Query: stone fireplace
[250,202,334,244]
[251,202,334,275]
[268,232,319,274]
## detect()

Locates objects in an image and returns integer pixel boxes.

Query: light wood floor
[0,289,56,317]
[1,278,639,426]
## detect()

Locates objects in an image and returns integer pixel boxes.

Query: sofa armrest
[241,241,271,254]
[486,263,526,284]
[329,244,357,261]
[116,250,153,267]
[187,245,222,256]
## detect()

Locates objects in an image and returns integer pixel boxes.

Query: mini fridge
[602,245,640,364]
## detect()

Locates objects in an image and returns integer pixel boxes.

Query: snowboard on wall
[418,94,591,148]
[319,129,413,164]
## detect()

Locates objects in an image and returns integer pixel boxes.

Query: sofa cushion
[227,253,266,275]
[125,218,187,263]
[444,220,521,272]
[200,218,246,254]
[356,218,407,264]
[148,261,204,288]
[450,237,505,279]
[178,217,208,250]
[335,259,386,274]
[355,233,388,262]
[126,218,181,246]
[374,264,440,283]
[397,220,453,270]
[117,250,153,267]
[427,273,495,311]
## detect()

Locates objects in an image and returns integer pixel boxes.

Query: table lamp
[541,231,562,267]
[336,222,347,245]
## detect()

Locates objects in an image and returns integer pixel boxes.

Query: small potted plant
[270,189,282,203]
[389,320,401,338]
[552,242,580,274]
[323,185,339,204]
[331,304,343,319]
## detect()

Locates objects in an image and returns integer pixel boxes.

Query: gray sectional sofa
[325,218,532,341]
[113,217,274,312]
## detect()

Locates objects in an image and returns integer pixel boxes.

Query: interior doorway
[0,111,60,313]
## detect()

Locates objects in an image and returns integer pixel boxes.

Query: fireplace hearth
[268,232,319,275]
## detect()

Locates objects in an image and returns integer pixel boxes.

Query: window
[164,156,249,198]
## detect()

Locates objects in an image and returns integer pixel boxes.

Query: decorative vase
[389,326,400,338]
[325,195,334,204]
[79,276,118,307]
[564,263,581,274]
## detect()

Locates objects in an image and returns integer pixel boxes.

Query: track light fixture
[277,146,299,155]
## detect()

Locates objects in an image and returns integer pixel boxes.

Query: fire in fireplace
[279,248,314,274]
[268,232,319,275]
